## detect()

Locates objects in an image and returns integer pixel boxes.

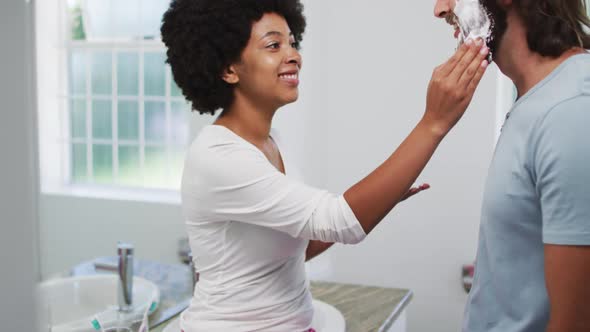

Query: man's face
[434,0,507,62]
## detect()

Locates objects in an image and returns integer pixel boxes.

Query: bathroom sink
[38,275,160,332]
[161,299,346,332]
[310,299,347,332]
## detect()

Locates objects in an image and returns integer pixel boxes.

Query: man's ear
[222,65,239,84]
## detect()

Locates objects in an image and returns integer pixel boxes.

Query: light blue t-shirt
[463,53,590,332]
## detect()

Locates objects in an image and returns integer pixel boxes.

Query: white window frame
[35,0,211,204]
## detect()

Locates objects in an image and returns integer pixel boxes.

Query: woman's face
[228,13,302,110]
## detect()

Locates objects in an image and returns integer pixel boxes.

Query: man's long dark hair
[482,0,590,57]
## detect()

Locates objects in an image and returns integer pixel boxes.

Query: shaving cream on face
[453,0,492,44]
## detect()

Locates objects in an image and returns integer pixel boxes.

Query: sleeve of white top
[182,141,367,244]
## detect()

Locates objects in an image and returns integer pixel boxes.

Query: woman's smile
[279,69,299,86]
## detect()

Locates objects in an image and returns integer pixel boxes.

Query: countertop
[70,258,411,332]
[150,281,412,332]
[308,281,412,332]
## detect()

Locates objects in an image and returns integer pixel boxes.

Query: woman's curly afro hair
[161,0,306,115]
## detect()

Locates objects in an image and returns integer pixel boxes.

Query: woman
[161,0,489,331]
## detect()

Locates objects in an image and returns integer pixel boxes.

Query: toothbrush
[138,297,156,332]
[91,315,106,332]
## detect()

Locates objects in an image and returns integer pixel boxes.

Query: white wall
[303,1,497,331]
[39,1,498,331]
[39,195,185,277]
[0,0,40,331]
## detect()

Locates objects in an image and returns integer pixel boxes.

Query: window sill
[41,184,181,206]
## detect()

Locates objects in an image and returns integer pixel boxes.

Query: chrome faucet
[117,242,134,312]
[94,242,134,312]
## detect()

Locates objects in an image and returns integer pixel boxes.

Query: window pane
[108,0,141,39]
[84,0,173,40]
[145,101,166,142]
[171,101,189,145]
[71,143,87,182]
[168,147,186,189]
[92,52,112,95]
[145,147,168,188]
[118,146,141,186]
[70,99,86,139]
[118,101,139,141]
[93,144,113,183]
[117,53,139,95]
[140,0,170,39]
[92,100,112,139]
[144,52,166,96]
[69,51,87,95]
[83,0,114,39]
[170,77,182,97]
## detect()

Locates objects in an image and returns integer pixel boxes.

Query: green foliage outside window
[70,4,86,41]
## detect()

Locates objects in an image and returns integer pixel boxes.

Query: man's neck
[498,47,585,99]
[495,11,586,99]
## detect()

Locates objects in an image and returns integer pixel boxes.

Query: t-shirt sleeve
[533,97,590,245]
[182,141,366,244]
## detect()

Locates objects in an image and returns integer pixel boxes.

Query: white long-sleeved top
[180,125,366,331]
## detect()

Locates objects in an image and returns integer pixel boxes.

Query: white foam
[454,0,492,44]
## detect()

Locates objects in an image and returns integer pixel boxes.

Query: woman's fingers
[437,41,472,77]
[422,40,490,135]
[418,183,430,190]
[400,183,431,202]
[458,44,489,89]
[467,59,489,95]
[449,39,485,84]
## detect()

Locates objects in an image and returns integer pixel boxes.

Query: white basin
[162,299,345,332]
[38,275,160,332]
[310,299,346,332]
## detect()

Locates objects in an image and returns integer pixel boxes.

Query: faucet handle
[117,242,134,256]
[178,237,191,264]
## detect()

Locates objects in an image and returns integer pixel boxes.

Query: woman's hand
[400,183,430,202]
[422,39,489,137]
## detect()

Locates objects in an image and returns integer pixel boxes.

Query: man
[434,0,590,331]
